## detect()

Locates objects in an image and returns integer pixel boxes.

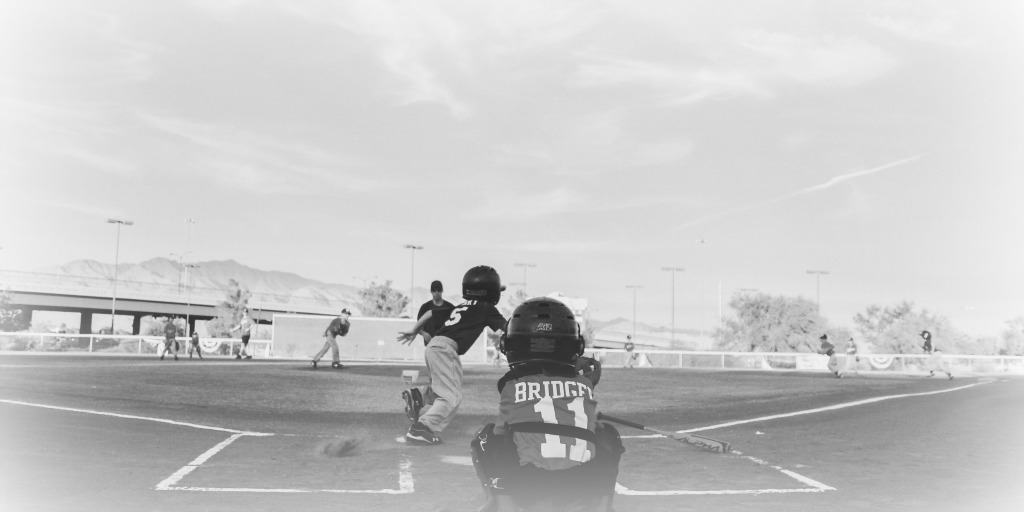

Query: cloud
[736,30,898,87]
[867,7,969,47]
[674,155,924,230]
[468,186,583,219]
[573,54,769,104]
[136,112,391,194]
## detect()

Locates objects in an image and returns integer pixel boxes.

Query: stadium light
[514,262,536,295]
[106,218,133,333]
[661,267,684,343]
[404,244,424,311]
[806,270,830,312]
[626,285,643,342]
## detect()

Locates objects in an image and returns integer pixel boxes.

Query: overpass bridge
[0,270,342,335]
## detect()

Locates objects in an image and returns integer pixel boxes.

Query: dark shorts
[241,334,251,345]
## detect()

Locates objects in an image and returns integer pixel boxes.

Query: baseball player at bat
[397,265,508,445]
[470,297,623,512]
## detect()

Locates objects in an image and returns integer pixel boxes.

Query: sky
[1,0,1022,337]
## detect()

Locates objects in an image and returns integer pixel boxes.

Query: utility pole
[513,262,536,295]
[806,270,830,312]
[404,244,423,311]
[625,285,643,342]
[106,218,133,333]
[661,267,684,343]
[185,263,200,336]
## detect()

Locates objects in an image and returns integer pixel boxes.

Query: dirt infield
[0,354,1021,511]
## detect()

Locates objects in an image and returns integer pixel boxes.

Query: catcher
[471,297,624,512]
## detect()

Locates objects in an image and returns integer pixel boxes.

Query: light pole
[626,285,643,341]
[107,218,133,333]
[514,262,536,295]
[661,267,684,343]
[806,270,830,312]
[185,263,200,336]
[404,244,423,311]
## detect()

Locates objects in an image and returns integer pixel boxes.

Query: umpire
[416,280,454,345]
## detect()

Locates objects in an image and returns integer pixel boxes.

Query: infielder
[312,308,351,369]
[231,309,255,359]
[397,265,507,445]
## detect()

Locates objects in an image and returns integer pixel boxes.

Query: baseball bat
[597,412,731,454]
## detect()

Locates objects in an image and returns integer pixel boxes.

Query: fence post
[138,338,143,354]
[89,336,94,353]
[721,353,725,369]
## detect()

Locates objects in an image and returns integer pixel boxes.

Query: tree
[0,290,30,331]
[852,302,913,349]
[853,302,954,354]
[714,292,826,352]
[206,279,251,336]
[1001,317,1024,356]
[358,280,408,318]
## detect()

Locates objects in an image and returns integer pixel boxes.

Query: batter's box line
[615,449,834,496]
[155,432,414,494]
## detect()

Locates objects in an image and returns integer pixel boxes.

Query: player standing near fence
[921,330,953,379]
[396,265,507,445]
[312,308,351,369]
[160,317,179,361]
[231,309,255,359]
[844,336,859,376]
[188,329,203,359]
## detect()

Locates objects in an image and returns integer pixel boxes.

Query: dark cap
[920,330,931,339]
[819,334,829,340]
[430,280,443,292]
[340,308,351,315]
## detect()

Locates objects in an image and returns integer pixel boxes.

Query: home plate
[441,456,473,466]
[395,436,407,444]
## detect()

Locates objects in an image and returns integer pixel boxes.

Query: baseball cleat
[311,360,318,369]
[402,388,424,423]
[405,422,442,445]
[331,362,344,369]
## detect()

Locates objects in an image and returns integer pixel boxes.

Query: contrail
[675,154,924,230]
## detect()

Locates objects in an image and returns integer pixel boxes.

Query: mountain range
[34,258,711,349]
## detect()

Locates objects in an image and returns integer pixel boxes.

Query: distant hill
[38,258,378,315]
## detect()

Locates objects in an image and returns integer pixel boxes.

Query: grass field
[1,354,1022,512]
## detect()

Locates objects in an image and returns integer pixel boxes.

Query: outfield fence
[0,332,272,358]
[3,330,1022,375]
[577,348,1024,375]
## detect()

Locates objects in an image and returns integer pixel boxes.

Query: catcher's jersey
[498,372,598,471]
[434,300,506,355]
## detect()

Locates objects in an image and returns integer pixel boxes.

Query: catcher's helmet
[462,265,505,304]
[500,297,584,368]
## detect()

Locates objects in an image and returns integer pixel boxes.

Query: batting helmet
[500,297,584,368]
[462,265,505,304]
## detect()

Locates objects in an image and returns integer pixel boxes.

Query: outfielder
[921,330,953,379]
[397,265,507,445]
[844,336,859,376]
[312,308,351,369]
[160,317,179,361]
[818,334,840,377]
[231,309,255,359]
[471,297,623,512]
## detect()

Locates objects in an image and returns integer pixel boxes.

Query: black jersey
[325,317,350,337]
[417,299,455,338]
[434,300,506,355]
